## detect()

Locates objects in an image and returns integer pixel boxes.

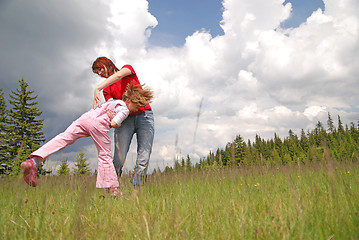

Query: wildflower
[24,198,29,203]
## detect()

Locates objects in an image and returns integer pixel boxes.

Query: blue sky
[148,0,325,46]
[0,0,358,173]
[281,0,325,27]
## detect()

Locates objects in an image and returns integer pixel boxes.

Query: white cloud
[304,105,327,120]
[96,0,158,62]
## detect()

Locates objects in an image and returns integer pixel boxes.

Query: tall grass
[1,161,358,239]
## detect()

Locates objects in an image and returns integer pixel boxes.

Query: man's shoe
[21,159,37,187]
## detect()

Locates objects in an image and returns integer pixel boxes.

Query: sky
[0,0,358,173]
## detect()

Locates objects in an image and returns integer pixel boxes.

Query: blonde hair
[122,83,154,109]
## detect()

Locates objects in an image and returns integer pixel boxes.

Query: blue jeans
[113,109,154,185]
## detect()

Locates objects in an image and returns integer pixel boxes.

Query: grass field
[1,161,359,239]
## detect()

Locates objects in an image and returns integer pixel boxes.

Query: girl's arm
[93,67,132,109]
[107,110,120,128]
[107,107,129,128]
[110,120,121,128]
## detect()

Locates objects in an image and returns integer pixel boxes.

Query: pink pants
[31,110,119,189]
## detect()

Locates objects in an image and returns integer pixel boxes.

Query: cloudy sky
[1,0,358,173]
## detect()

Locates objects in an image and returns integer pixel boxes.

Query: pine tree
[273,133,283,157]
[174,159,182,172]
[271,148,281,166]
[0,88,6,138]
[337,115,344,146]
[37,162,52,176]
[185,154,192,171]
[222,142,232,166]
[233,134,246,165]
[57,158,70,176]
[0,88,10,174]
[327,112,335,133]
[163,165,174,174]
[181,157,185,169]
[73,151,90,175]
[300,129,309,153]
[338,115,344,132]
[6,79,45,175]
[314,121,325,147]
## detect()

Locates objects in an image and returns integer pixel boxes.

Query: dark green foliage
[161,112,359,174]
[233,134,246,165]
[0,88,10,174]
[185,154,192,172]
[174,159,182,172]
[73,151,90,175]
[2,79,45,175]
[194,112,359,170]
[0,89,6,135]
[327,112,335,132]
[37,162,52,175]
[57,157,70,176]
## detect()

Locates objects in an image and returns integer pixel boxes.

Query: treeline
[158,113,359,174]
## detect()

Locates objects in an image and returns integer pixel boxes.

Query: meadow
[1,161,359,239]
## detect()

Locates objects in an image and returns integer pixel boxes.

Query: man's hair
[92,57,119,75]
[122,83,154,109]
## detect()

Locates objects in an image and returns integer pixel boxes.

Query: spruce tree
[37,162,51,176]
[0,89,10,174]
[222,143,232,166]
[57,158,70,176]
[338,115,344,132]
[6,79,45,175]
[0,88,6,138]
[185,154,192,171]
[181,157,186,169]
[273,133,283,157]
[327,112,335,133]
[233,134,246,165]
[300,129,309,153]
[337,115,344,146]
[73,151,90,175]
[174,159,182,172]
